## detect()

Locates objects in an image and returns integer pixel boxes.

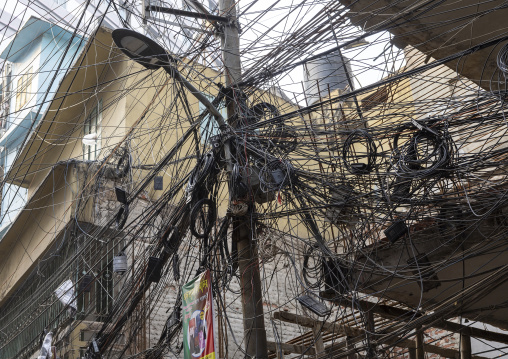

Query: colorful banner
[182,270,216,359]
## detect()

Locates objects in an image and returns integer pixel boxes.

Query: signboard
[182,270,216,359]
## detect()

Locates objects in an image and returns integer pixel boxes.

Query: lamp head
[112,29,174,70]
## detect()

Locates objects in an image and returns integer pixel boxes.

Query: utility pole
[219,0,268,357]
[130,1,268,356]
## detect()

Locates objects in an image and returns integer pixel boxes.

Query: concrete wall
[0,20,85,233]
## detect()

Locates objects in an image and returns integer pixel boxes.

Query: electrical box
[154,176,163,190]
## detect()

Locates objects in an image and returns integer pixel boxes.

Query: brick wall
[143,235,309,359]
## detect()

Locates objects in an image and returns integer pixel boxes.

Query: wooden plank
[273,312,491,359]
[313,323,325,355]
[461,329,472,359]
[380,335,488,359]
[337,298,508,345]
[378,304,508,346]
[366,308,376,357]
[322,294,508,345]
[320,334,492,359]
[273,311,363,337]
[275,344,284,359]
[346,336,356,359]
[267,341,316,356]
[440,320,508,346]
[415,328,425,359]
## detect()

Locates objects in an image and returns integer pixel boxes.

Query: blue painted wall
[0,18,85,231]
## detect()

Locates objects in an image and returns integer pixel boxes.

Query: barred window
[15,67,32,111]
[83,100,102,161]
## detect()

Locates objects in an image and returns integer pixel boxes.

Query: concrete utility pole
[119,0,268,354]
[219,0,268,357]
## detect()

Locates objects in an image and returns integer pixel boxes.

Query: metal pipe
[162,66,226,127]
[147,6,229,23]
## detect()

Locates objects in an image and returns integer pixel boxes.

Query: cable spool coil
[342,129,377,175]
[190,198,216,238]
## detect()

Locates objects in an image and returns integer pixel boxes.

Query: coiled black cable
[342,129,378,174]
[392,121,452,178]
[190,198,216,238]
[187,151,215,194]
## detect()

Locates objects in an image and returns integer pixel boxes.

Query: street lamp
[112,29,226,127]
[112,28,175,70]
[112,27,268,359]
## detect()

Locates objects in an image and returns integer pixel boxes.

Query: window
[118,0,131,25]
[199,94,225,143]
[0,63,12,130]
[83,100,102,161]
[208,0,218,12]
[15,67,32,111]
[75,235,115,321]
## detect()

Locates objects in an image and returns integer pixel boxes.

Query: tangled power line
[2,0,508,358]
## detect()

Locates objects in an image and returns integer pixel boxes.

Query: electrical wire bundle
[4,0,508,359]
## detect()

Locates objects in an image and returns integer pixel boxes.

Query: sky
[0,0,405,105]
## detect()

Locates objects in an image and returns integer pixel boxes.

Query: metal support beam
[146,6,229,23]
[183,0,214,19]
[163,67,225,126]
